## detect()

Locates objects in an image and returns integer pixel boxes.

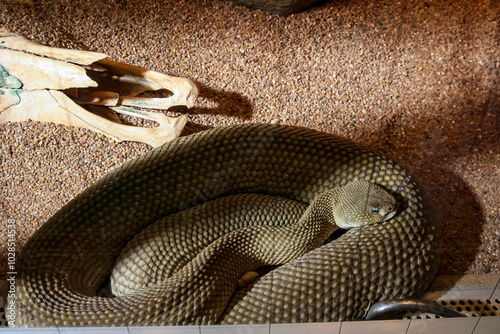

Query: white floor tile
[129,325,200,334]
[339,319,410,334]
[472,316,500,334]
[271,322,340,334]
[406,317,478,334]
[200,324,269,334]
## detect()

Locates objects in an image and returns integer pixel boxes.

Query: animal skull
[0,28,198,147]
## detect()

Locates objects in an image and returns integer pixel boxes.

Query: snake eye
[371,207,379,214]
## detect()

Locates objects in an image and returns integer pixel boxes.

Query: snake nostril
[388,206,394,212]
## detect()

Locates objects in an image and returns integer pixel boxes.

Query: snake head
[367,185,397,223]
[333,180,396,229]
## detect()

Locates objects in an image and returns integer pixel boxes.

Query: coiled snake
[11,124,443,327]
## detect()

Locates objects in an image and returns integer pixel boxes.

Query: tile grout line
[471,276,500,334]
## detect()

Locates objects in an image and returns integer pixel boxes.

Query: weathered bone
[74,91,120,106]
[0,28,107,65]
[0,28,198,147]
[0,48,98,90]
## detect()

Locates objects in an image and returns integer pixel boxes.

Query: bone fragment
[0,27,107,65]
[0,48,98,90]
[74,91,120,106]
[0,90,187,147]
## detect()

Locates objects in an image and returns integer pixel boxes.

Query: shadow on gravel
[370,93,499,276]
[173,81,254,136]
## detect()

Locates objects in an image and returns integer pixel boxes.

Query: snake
[10,124,443,327]
[110,182,395,297]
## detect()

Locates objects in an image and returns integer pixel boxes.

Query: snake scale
[11,124,443,327]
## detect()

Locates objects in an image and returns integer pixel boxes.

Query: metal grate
[441,298,500,317]
[402,298,500,319]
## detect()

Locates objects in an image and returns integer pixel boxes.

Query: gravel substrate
[0,0,498,279]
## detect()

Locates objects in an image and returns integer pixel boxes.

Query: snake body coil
[12,124,443,327]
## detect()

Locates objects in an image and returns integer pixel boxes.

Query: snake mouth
[383,209,397,222]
